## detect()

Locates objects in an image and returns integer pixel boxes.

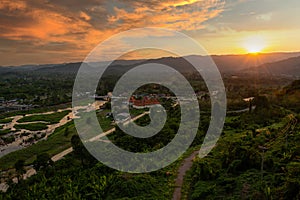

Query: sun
[243,35,266,54]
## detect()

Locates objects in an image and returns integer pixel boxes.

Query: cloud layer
[0,0,225,65]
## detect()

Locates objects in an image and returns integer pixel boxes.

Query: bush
[0,129,13,136]
[0,118,13,124]
[191,181,216,200]
[14,123,48,131]
[2,135,15,144]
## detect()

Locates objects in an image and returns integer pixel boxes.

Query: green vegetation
[0,132,202,200]
[0,99,203,199]
[129,108,149,116]
[1,135,15,144]
[0,118,13,124]
[0,121,76,170]
[0,70,74,107]
[96,110,114,131]
[107,100,183,153]
[14,159,25,182]
[0,129,14,136]
[2,155,175,199]
[14,123,48,131]
[17,110,70,124]
[275,80,300,113]
[0,109,115,171]
[184,109,300,199]
[33,153,53,171]
[0,103,71,120]
[0,77,299,199]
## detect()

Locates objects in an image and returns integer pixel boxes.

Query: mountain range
[1,52,300,78]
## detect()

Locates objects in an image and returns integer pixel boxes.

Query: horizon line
[2,50,300,68]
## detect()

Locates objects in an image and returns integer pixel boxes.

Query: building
[129,96,160,109]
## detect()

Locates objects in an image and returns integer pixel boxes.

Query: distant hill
[276,79,300,112]
[242,56,300,78]
[1,52,300,76]
[283,79,300,94]
[211,52,300,73]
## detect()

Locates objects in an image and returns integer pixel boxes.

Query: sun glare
[243,35,266,54]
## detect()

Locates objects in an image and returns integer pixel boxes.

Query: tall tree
[14,159,25,182]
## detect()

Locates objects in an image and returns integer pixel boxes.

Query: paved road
[172,150,199,200]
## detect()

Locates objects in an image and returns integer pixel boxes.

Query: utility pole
[258,145,268,183]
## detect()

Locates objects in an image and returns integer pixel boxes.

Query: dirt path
[0,111,74,157]
[124,111,149,125]
[3,116,23,130]
[88,128,116,142]
[87,111,149,142]
[172,150,199,200]
[51,147,74,162]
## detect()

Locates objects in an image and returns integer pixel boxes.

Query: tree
[33,153,53,171]
[254,96,270,110]
[14,159,25,182]
[64,127,69,137]
[71,135,95,166]
[71,135,85,165]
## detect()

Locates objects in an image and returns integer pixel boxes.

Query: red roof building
[129,96,160,107]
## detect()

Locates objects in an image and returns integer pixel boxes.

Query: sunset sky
[0,0,300,66]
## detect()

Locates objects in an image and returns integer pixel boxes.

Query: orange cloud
[0,0,225,65]
[80,11,91,21]
[108,0,225,31]
[0,0,27,11]
[0,2,96,45]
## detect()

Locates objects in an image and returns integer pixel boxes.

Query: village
[0,98,34,113]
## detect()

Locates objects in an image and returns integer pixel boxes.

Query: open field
[0,118,13,124]
[14,123,48,131]
[17,110,71,124]
[0,121,75,170]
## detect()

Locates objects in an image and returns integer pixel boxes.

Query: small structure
[243,97,254,102]
[243,97,255,113]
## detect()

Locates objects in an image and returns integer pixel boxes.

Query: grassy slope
[0,118,13,124]
[14,123,49,131]
[17,110,70,124]
[183,113,300,200]
[0,121,75,170]
[0,103,71,120]
[0,109,115,170]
